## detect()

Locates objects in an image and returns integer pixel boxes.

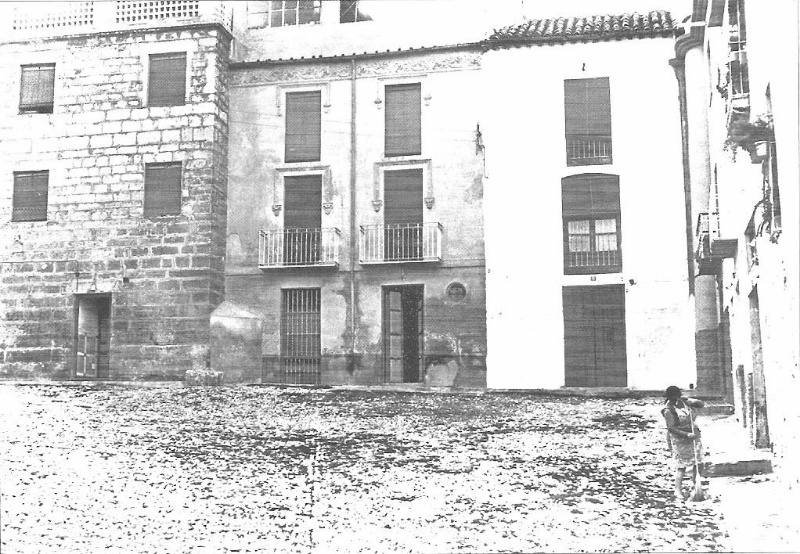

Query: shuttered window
[385,83,421,157]
[562,174,621,274]
[148,52,186,107]
[384,169,424,260]
[285,91,322,163]
[20,64,55,113]
[12,171,49,222]
[565,78,612,166]
[144,163,182,217]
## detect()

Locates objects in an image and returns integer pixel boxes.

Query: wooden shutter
[563,285,627,387]
[385,83,421,157]
[283,175,322,228]
[20,64,55,113]
[144,163,182,217]
[148,52,186,107]
[562,174,620,217]
[565,78,611,137]
[12,171,49,222]
[384,169,423,225]
[285,91,322,162]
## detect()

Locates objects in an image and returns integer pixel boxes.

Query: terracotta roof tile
[488,11,676,45]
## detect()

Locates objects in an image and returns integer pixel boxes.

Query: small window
[385,83,422,157]
[20,64,55,113]
[564,78,612,166]
[12,171,49,222]
[148,52,186,107]
[144,163,182,217]
[340,0,371,23]
[285,91,322,163]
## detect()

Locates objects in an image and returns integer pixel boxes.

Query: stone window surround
[138,40,204,108]
[276,82,331,116]
[372,158,434,215]
[272,164,333,224]
[374,73,431,110]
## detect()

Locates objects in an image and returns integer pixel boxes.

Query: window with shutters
[283,174,322,265]
[249,1,321,28]
[562,174,621,274]
[384,168,423,260]
[564,78,612,166]
[148,52,186,107]
[20,64,55,113]
[385,83,422,157]
[144,163,182,218]
[285,91,321,163]
[12,171,49,222]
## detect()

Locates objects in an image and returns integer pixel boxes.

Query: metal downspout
[349,58,357,360]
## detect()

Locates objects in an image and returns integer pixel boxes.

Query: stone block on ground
[184,370,224,387]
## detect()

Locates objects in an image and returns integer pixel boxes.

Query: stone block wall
[0,25,231,380]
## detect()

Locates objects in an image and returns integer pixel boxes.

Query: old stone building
[676,0,799,475]
[0,2,231,379]
[220,1,488,386]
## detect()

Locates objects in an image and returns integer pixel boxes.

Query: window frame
[564,77,613,167]
[143,162,183,218]
[12,170,49,222]
[147,51,188,108]
[19,63,56,114]
[384,82,422,158]
[250,1,321,28]
[284,89,322,163]
[563,214,622,275]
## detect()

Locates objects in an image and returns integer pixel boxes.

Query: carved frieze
[230,51,482,86]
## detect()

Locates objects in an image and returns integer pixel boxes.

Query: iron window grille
[280,288,321,385]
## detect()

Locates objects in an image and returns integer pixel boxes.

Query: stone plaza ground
[0,384,770,553]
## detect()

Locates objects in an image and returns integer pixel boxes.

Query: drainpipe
[669,52,697,296]
[349,58,357,361]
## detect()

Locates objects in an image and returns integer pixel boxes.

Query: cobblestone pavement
[0,385,731,553]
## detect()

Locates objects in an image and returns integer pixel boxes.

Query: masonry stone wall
[0,25,231,380]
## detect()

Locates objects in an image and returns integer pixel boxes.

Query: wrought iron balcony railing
[8,1,232,38]
[359,222,442,264]
[259,228,340,268]
[566,135,612,166]
[565,250,621,271]
[696,212,720,260]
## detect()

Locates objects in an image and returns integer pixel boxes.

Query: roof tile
[488,11,676,44]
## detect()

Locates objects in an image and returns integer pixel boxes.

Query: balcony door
[384,169,423,261]
[284,175,322,265]
[383,285,424,383]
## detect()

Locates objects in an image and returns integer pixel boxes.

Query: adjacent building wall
[0,25,231,379]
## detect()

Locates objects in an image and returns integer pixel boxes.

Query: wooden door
[385,289,404,383]
[563,285,626,386]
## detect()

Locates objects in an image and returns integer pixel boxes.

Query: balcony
[565,250,621,273]
[259,228,340,269]
[696,212,737,275]
[7,1,232,39]
[566,135,612,167]
[359,223,442,264]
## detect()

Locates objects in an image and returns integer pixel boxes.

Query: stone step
[707,457,773,477]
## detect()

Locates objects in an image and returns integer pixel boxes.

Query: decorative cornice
[230,51,482,87]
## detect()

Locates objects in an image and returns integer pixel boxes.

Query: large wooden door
[563,285,626,387]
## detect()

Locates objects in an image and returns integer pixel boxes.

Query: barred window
[12,171,49,222]
[20,64,55,113]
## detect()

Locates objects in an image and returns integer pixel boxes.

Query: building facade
[676,0,800,474]
[0,2,231,379]
[221,1,488,386]
[481,13,698,391]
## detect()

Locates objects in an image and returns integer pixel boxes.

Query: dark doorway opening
[383,285,424,383]
[74,293,111,379]
[563,285,627,387]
